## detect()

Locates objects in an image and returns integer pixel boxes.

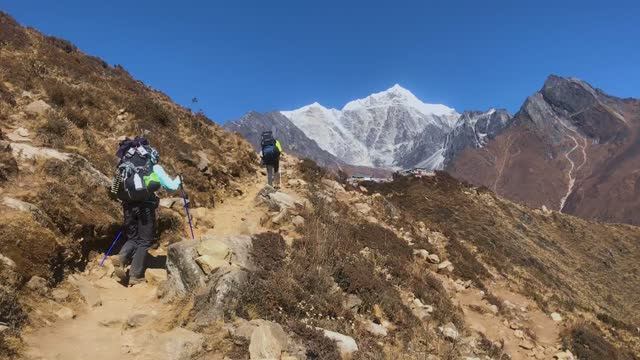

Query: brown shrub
[37,110,69,148]
[0,142,18,182]
[333,255,417,328]
[45,35,77,53]
[0,213,61,280]
[0,82,15,106]
[410,272,464,328]
[562,323,638,360]
[236,232,346,323]
[127,96,173,127]
[0,12,30,48]
[289,322,341,360]
[596,313,639,335]
[298,158,327,183]
[43,80,96,109]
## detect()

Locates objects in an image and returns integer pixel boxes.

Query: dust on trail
[455,281,561,360]
[22,175,272,360]
[203,177,267,237]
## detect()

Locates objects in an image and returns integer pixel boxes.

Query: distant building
[393,168,435,179]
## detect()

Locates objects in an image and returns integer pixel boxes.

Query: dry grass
[366,172,640,336]
[298,158,327,183]
[562,323,638,360]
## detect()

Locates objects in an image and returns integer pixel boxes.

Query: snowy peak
[343,84,458,117]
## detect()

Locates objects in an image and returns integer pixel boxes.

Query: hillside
[0,11,257,356]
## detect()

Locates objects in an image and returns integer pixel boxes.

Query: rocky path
[21,175,273,360]
[454,281,562,360]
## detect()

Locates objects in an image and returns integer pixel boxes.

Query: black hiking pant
[118,202,156,279]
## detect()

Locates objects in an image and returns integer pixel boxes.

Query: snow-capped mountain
[228,84,509,170]
[280,84,460,168]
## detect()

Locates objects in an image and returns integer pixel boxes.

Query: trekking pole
[179,175,195,240]
[100,229,123,266]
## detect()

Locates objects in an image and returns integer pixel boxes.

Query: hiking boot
[128,277,145,286]
[111,256,127,282]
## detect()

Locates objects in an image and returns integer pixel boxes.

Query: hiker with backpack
[109,137,182,285]
[260,131,283,188]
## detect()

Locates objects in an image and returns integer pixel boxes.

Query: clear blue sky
[2,0,639,122]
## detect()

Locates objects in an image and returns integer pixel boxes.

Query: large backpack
[113,139,160,202]
[260,131,279,164]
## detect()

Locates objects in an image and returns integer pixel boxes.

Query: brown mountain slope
[447,75,640,225]
[366,172,640,355]
[0,12,257,356]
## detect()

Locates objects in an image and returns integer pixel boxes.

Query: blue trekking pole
[100,230,123,266]
[179,175,195,240]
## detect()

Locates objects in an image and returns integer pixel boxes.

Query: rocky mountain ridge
[228,84,488,170]
[448,75,640,225]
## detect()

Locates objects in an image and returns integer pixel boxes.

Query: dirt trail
[22,275,173,360]
[202,177,267,237]
[455,282,561,360]
[21,176,272,360]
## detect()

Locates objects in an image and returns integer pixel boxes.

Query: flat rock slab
[69,275,102,308]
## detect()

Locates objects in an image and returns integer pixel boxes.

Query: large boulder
[165,240,207,297]
[318,328,358,358]
[164,327,204,357]
[249,320,290,359]
[24,99,51,116]
[165,233,253,325]
[256,187,305,212]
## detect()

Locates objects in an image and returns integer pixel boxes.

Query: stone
[550,312,563,322]
[365,216,379,224]
[159,197,183,209]
[196,238,231,259]
[413,249,429,260]
[321,179,346,193]
[195,255,229,275]
[24,99,51,116]
[55,306,75,320]
[0,253,16,268]
[6,127,30,142]
[287,179,307,187]
[166,240,207,297]
[319,328,358,357]
[192,267,248,326]
[354,202,372,215]
[249,321,289,359]
[271,208,289,225]
[292,215,305,227]
[190,207,215,228]
[195,151,210,172]
[343,294,363,313]
[439,322,459,341]
[26,276,48,294]
[160,327,204,360]
[437,260,454,272]
[11,142,70,162]
[363,320,387,337]
[69,275,102,307]
[268,191,301,211]
[51,289,70,302]
[488,304,499,314]
[126,313,151,329]
[0,325,9,334]
[145,268,168,285]
[514,329,525,339]
[519,340,535,350]
[554,351,576,360]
